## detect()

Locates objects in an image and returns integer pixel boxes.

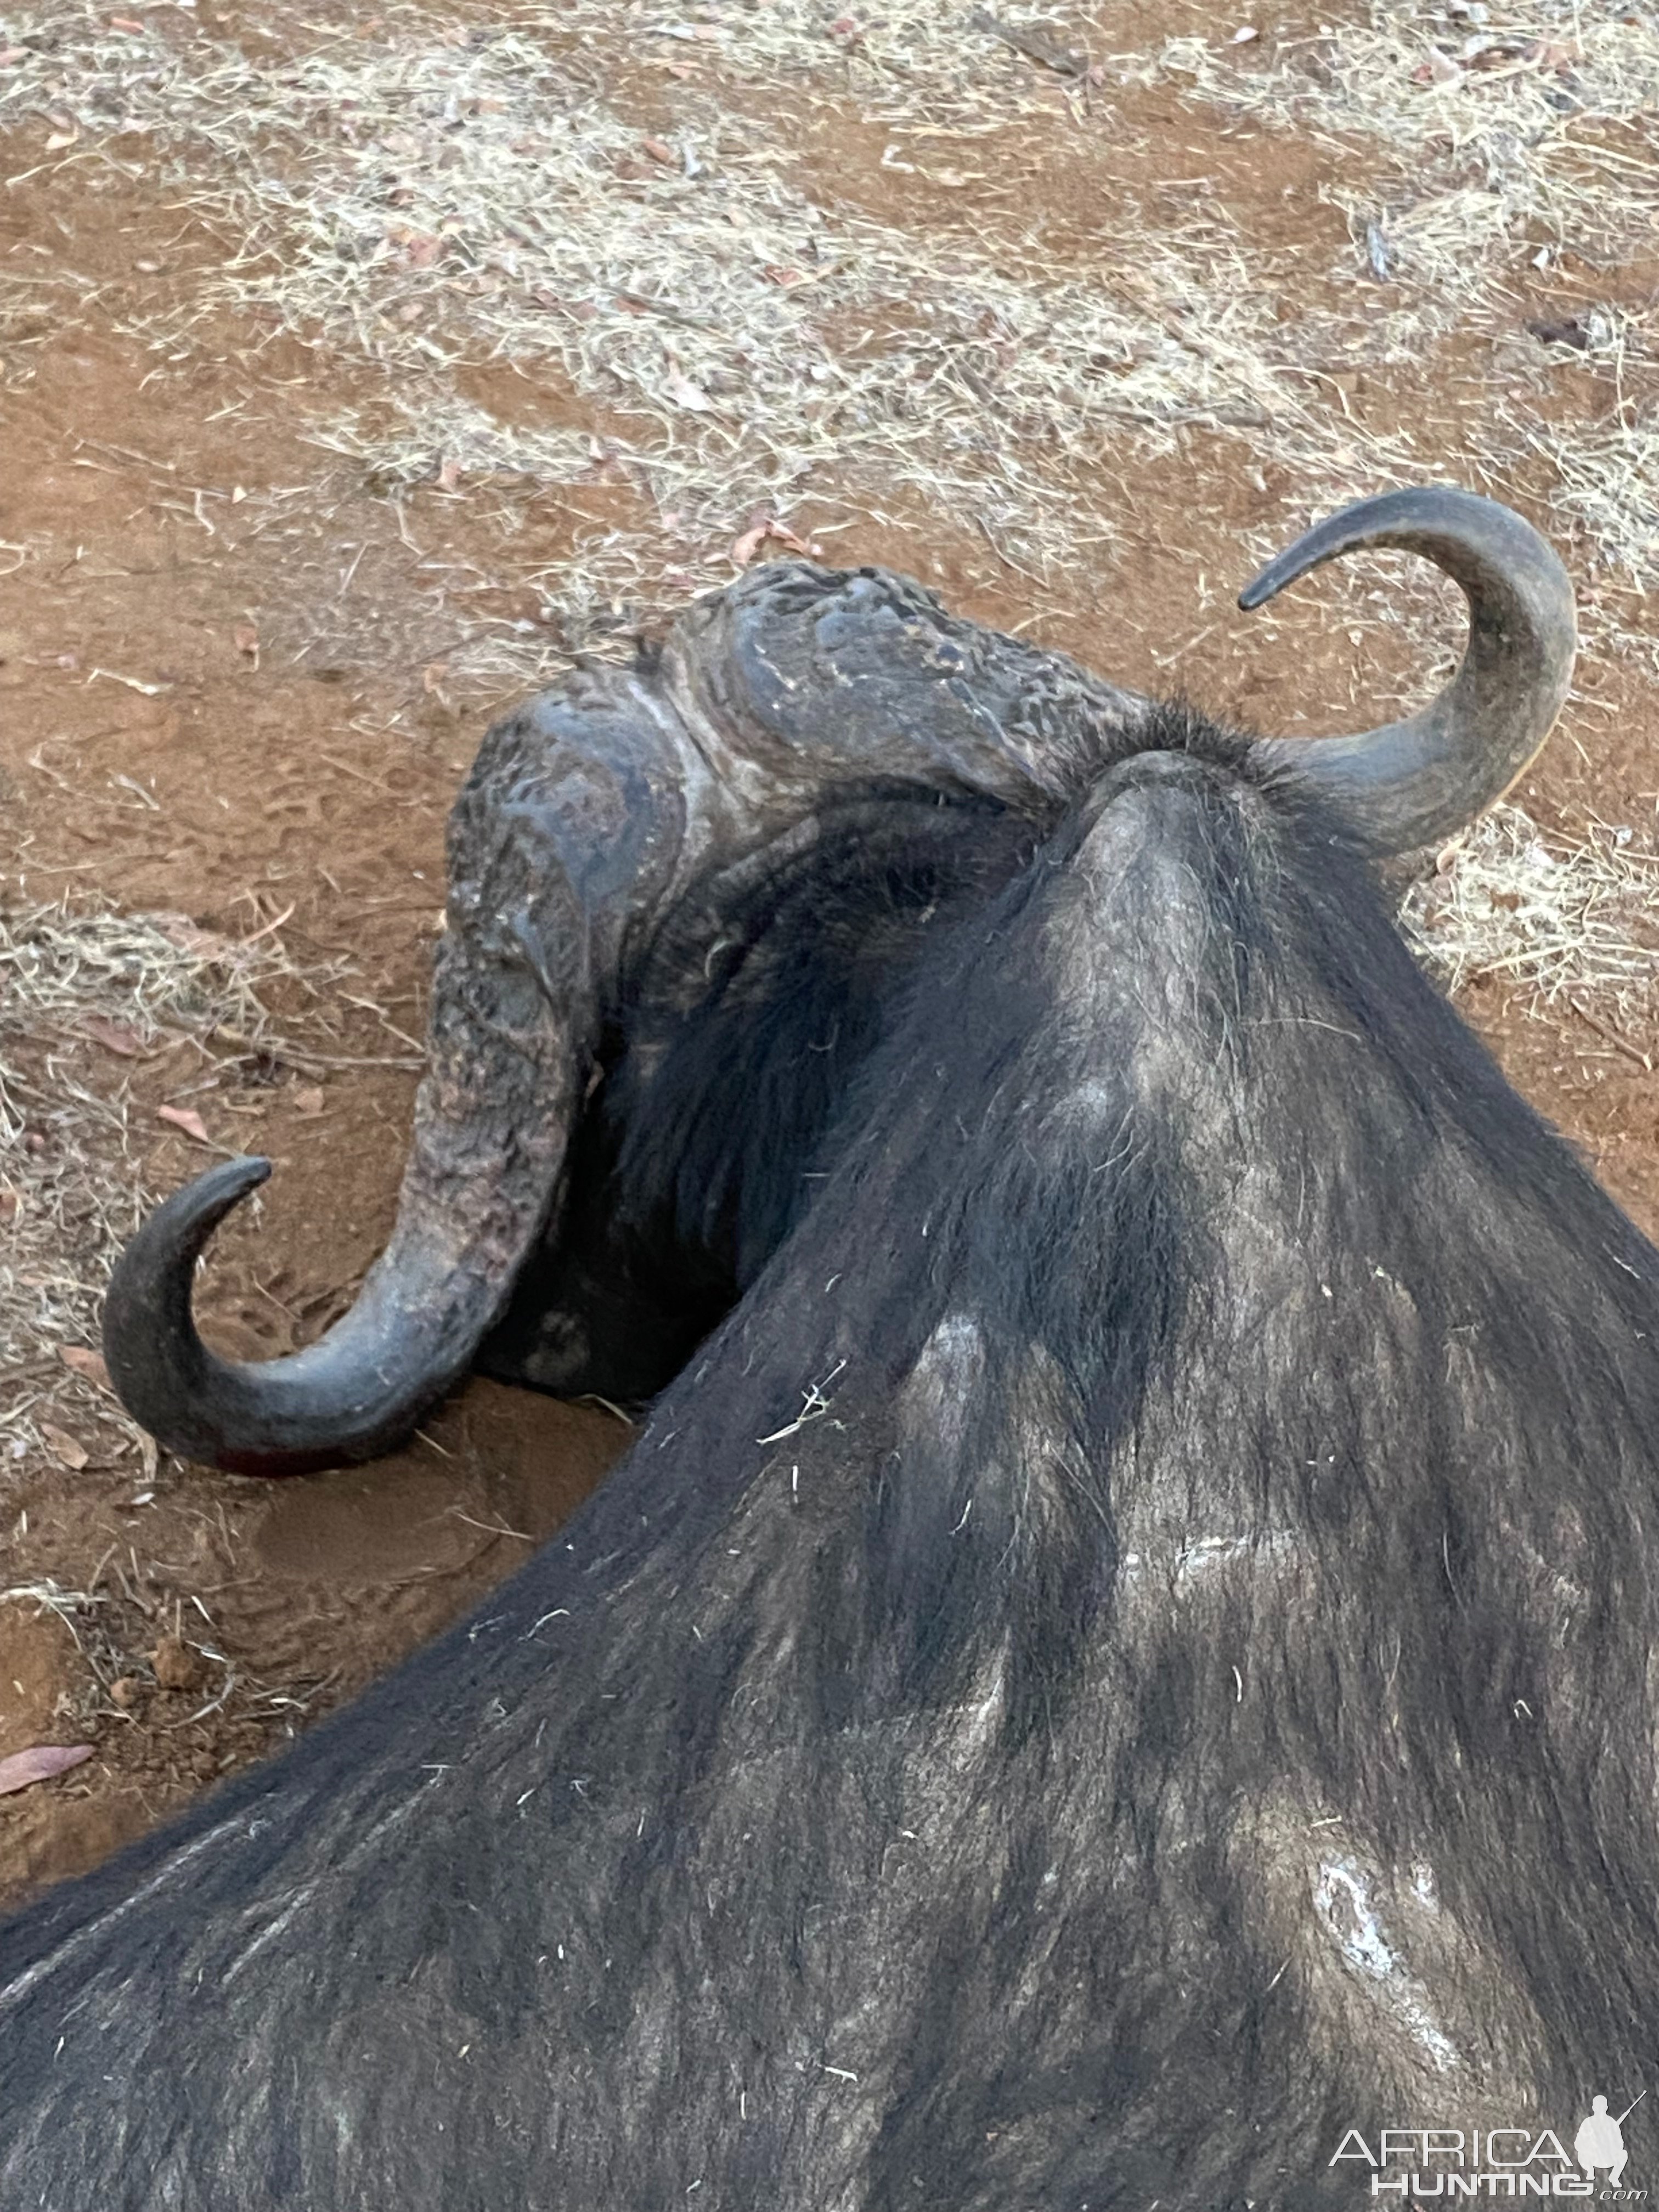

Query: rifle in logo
[1575,2091,1644,2188]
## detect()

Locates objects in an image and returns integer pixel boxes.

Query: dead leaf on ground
[157,1103,212,1146]
[151,1635,204,1692]
[0,1187,18,1227]
[58,1345,112,1390]
[294,1085,326,1117]
[0,1745,93,1797]
[1526,316,1591,352]
[80,1013,147,1057]
[731,512,825,566]
[641,136,677,165]
[436,456,462,493]
[152,915,241,963]
[40,1424,90,1471]
[233,620,260,657]
[663,370,713,413]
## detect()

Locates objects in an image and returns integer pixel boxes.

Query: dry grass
[1149,3,1659,646]
[529,0,1078,132]
[301,393,737,671]
[1474,397,1659,670]
[304,395,594,497]
[0,1,1654,1083]
[1521,405,1659,590]
[176,49,1329,567]
[1150,3,1659,278]
[0,899,323,1469]
[0,261,99,359]
[1403,803,1659,1011]
[5,0,1649,641]
[0,898,296,1060]
[0,3,1422,601]
[0,2,1647,838]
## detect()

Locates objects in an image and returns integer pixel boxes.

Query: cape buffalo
[7,488,1654,2210]
[102,487,1574,1466]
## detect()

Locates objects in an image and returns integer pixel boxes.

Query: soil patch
[2,0,1655,1910]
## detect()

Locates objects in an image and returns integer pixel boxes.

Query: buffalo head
[100,487,1575,1475]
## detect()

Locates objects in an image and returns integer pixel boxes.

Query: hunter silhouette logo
[1330,2094,1646,2198]
[1576,2094,1643,2191]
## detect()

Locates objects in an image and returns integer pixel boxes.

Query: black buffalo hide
[2,705,1655,2210]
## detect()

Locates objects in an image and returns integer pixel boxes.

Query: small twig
[614,288,719,332]
[317,752,396,791]
[974,513,1043,583]
[273,1051,427,1073]
[968,7,1087,76]
[1567,995,1652,1071]
[758,1359,848,1445]
[239,902,296,947]
[448,1508,534,1542]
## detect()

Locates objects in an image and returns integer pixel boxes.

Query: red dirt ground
[2,0,1656,1912]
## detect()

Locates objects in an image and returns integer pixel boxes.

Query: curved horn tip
[1235,484,1575,623]
[123,1154,274,1261]
[1233,487,1576,857]
[101,1156,274,1429]
[183,1152,273,1213]
[99,1145,504,1479]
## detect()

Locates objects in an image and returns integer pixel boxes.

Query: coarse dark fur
[478,783,1039,1401]
[4,703,1657,2210]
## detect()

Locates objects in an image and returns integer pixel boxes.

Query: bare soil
[2,0,1655,1912]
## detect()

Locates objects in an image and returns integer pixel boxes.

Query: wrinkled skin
[426,558,1175,1407]
[5,705,1658,2210]
[101,560,1155,1465]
